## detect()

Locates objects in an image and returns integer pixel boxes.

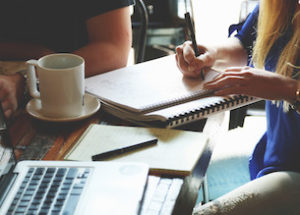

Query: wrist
[287,80,300,113]
[285,79,299,102]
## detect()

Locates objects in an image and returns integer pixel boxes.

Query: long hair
[252,0,300,110]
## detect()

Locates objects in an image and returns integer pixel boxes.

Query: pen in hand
[184,12,205,80]
[91,138,158,161]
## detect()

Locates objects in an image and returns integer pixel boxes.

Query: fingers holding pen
[182,41,197,63]
[176,42,212,78]
[175,45,190,76]
[186,44,217,78]
[176,42,202,78]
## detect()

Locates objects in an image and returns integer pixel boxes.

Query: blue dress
[235,6,300,180]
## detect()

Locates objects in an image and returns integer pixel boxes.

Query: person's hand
[0,74,25,118]
[203,66,298,101]
[175,41,217,78]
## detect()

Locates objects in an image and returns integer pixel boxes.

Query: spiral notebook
[86,55,260,128]
[100,95,258,128]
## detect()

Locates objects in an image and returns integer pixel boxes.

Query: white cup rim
[37,53,84,71]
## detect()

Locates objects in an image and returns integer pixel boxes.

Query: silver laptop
[0,105,149,215]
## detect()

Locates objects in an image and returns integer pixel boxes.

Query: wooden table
[9,106,225,215]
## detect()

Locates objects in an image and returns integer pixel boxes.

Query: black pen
[184,12,205,80]
[92,138,158,161]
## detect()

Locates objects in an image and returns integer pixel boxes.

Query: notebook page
[85,55,220,113]
[65,124,209,176]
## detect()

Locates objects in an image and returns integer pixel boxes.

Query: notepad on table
[64,124,209,176]
[85,55,260,128]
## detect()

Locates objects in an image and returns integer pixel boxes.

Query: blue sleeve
[235,5,259,64]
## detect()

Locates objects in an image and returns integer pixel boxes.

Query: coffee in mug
[26,53,85,118]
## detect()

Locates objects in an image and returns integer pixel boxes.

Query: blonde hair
[252,0,300,110]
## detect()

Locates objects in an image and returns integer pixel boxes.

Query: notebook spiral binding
[167,95,257,128]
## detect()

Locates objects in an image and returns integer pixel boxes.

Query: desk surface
[9,108,224,215]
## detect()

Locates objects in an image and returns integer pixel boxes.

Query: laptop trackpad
[80,163,148,215]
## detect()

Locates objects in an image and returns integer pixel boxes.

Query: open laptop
[0,104,149,215]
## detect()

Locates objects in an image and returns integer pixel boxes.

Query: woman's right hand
[175,41,217,78]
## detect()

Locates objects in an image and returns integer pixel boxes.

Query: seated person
[176,0,300,214]
[0,0,135,118]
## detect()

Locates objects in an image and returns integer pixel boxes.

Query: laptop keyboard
[141,176,184,215]
[6,168,183,215]
[7,167,91,215]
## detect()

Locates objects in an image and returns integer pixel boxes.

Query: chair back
[133,0,149,63]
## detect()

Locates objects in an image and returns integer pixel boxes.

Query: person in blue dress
[176,0,300,214]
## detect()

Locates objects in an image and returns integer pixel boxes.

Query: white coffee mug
[26,53,85,118]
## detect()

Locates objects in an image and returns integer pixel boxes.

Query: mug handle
[26,60,40,99]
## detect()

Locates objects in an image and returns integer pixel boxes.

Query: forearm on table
[73,41,131,77]
[0,42,54,60]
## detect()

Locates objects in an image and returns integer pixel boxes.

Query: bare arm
[0,6,132,118]
[176,37,248,78]
[213,37,248,68]
[74,7,132,77]
[203,66,299,102]
[176,37,300,103]
[0,6,132,77]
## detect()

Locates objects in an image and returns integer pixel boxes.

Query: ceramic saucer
[26,93,101,122]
